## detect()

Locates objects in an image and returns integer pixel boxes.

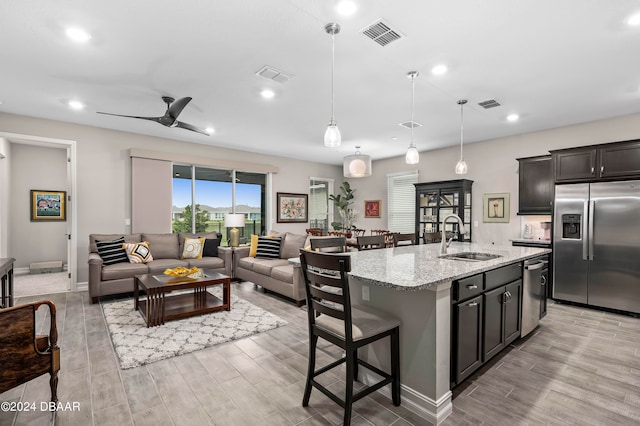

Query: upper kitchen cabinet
[551,139,640,183]
[517,155,552,214]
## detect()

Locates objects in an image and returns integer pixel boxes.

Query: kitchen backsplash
[520,215,552,240]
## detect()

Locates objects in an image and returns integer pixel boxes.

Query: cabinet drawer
[453,274,483,302]
[485,263,522,291]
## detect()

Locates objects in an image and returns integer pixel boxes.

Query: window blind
[387,171,418,233]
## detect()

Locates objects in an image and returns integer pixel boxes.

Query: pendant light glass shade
[343,146,372,178]
[324,23,341,147]
[406,71,420,164]
[455,99,468,174]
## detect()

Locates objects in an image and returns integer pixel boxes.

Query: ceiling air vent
[478,99,501,109]
[255,66,293,84]
[361,19,404,47]
[399,121,422,129]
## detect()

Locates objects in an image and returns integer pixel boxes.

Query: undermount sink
[439,252,503,262]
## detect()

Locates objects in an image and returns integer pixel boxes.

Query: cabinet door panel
[518,156,552,214]
[504,280,522,345]
[483,286,505,360]
[599,141,640,179]
[554,149,597,182]
[453,295,483,384]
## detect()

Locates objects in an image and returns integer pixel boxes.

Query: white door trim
[0,131,78,292]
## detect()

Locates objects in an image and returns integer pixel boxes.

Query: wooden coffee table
[134,270,231,327]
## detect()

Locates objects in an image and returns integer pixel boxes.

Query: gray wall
[0,138,10,258]
[9,143,68,268]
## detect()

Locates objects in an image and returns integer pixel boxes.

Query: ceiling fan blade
[97,111,163,124]
[175,121,209,136]
[168,97,192,120]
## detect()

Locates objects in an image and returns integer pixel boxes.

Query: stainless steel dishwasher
[521,257,545,337]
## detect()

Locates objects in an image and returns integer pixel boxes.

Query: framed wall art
[483,193,509,223]
[276,192,308,223]
[364,200,381,218]
[31,190,66,221]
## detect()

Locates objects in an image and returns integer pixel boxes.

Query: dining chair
[423,232,442,244]
[310,237,347,253]
[306,228,323,236]
[370,229,389,236]
[352,228,366,237]
[299,250,400,426]
[393,233,417,247]
[328,231,346,237]
[0,300,60,405]
[357,235,386,250]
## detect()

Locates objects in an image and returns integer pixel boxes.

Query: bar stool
[356,235,385,250]
[299,250,401,426]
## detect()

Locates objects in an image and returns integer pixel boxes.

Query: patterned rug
[101,287,288,369]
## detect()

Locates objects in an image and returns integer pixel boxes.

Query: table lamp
[225,213,245,247]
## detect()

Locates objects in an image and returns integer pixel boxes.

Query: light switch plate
[362,285,370,301]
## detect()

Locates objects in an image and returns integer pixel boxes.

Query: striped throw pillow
[96,237,129,265]
[255,236,282,259]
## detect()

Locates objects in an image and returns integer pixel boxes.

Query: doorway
[0,132,77,294]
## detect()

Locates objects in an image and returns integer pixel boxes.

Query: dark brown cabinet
[415,179,473,244]
[552,139,640,183]
[517,155,553,214]
[451,262,523,387]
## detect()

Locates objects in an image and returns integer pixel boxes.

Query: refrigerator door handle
[583,200,589,261]
[589,200,595,261]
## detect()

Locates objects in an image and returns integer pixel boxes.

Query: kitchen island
[293,242,550,424]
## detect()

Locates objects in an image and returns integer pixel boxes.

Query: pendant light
[405,71,420,164]
[455,99,468,174]
[343,146,372,178]
[324,23,341,147]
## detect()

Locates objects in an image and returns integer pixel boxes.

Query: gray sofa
[235,231,310,306]
[88,232,231,303]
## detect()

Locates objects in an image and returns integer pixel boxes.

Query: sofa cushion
[178,232,220,255]
[280,233,308,259]
[102,262,149,281]
[146,259,189,274]
[256,237,282,259]
[202,238,221,257]
[90,233,141,253]
[271,265,294,284]
[238,256,259,271]
[123,242,153,263]
[187,257,225,270]
[96,237,129,265]
[253,258,290,276]
[182,237,205,259]
[142,233,179,259]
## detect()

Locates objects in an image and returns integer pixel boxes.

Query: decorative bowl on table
[163,267,202,278]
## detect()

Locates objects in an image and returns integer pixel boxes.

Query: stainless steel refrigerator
[553,180,640,314]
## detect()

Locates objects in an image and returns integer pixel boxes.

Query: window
[172,165,266,243]
[309,178,334,234]
[387,171,418,233]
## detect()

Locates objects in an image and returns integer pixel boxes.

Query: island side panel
[349,276,453,421]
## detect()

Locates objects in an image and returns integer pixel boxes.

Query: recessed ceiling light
[336,0,357,16]
[65,27,91,43]
[260,89,275,99]
[507,114,519,122]
[391,137,398,140]
[68,100,85,110]
[205,127,215,134]
[628,12,640,26]
[431,64,448,75]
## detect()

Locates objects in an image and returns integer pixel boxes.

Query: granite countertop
[510,238,552,245]
[292,242,550,292]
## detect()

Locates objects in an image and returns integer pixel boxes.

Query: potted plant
[329,182,357,237]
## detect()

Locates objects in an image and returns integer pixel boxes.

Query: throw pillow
[96,237,129,265]
[249,234,273,257]
[202,238,222,257]
[182,237,206,259]
[255,236,282,259]
[123,242,153,264]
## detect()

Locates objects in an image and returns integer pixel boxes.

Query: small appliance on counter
[523,224,533,239]
[540,221,551,240]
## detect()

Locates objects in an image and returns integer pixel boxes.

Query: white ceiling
[2,1,640,166]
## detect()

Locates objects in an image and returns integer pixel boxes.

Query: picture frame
[276,192,308,223]
[31,190,66,221]
[364,200,381,218]
[483,193,510,223]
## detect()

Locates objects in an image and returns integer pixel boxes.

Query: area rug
[101,287,288,369]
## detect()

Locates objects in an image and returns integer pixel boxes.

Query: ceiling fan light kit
[97,96,209,136]
[455,99,468,174]
[324,22,342,148]
[343,145,372,178]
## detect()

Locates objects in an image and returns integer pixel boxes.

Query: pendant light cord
[410,74,415,147]
[330,32,335,123]
[459,101,465,160]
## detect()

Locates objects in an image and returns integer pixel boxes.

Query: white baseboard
[14,263,68,275]
[76,281,88,291]
[359,367,452,424]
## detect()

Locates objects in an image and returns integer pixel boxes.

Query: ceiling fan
[97,96,209,136]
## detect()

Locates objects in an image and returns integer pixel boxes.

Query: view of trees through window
[172,165,266,244]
